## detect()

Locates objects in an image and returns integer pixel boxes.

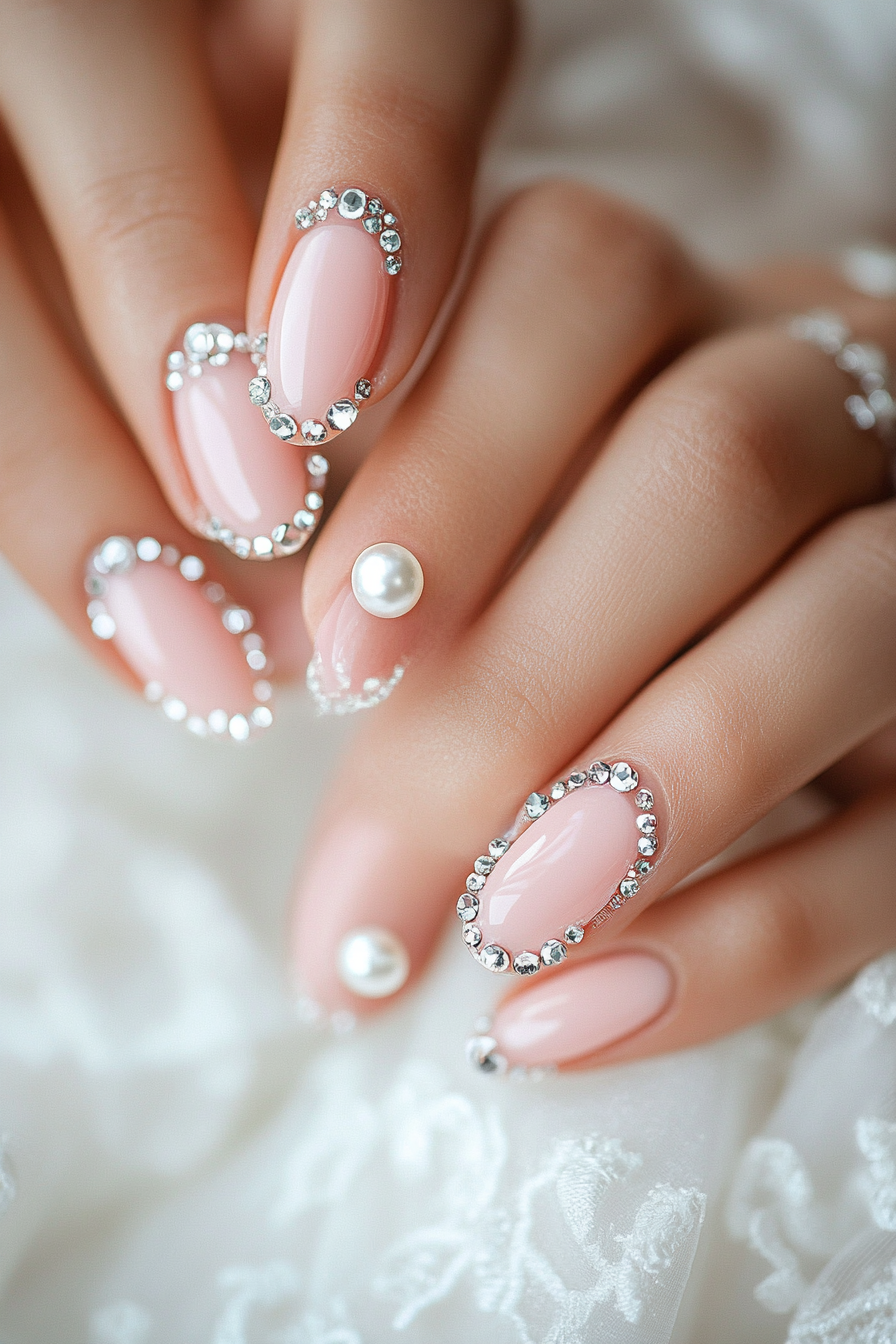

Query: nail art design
[165,322,328,559]
[457,762,659,975]
[336,927,410,999]
[85,535,274,740]
[351,543,424,619]
[248,187,401,449]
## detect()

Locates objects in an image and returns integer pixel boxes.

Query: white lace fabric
[1,1,896,1339]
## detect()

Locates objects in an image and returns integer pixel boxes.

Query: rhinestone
[246,649,266,671]
[204,582,225,603]
[269,414,298,440]
[251,333,267,356]
[91,612,116,640]
[565,924,585,943]
[466,873,485,894]
[248,376,271,405]
[167,351,185,370]
[489,838,510,859]
[261,401,279,422]
[176,555,202,582]
[326,399,358,432]
[385,256,402,276]
[480,945,511,974]
[187,363,203,378]
[95,536,136,576]
[302,420,328,445]
[184,323,213,359]
[166,371,184,391]
[525,792,550,820]
[380,230,401,253]
[474,855,495,876]
[355,379,372,400]
[513,951,541,976]
[228,714,250,741]
[86,600,105,620]
[466,1035,507,1075]
[635,859,651,876]
[271,524,289,544]
[208,709,229,734]
[637,813,657,834]
[609,895,622,910]
[306,453,330,476]
[222,606,253,634]
[456,893,479,922]
[253,680,272,702]
[635,789,654,810]
[367,198,384,215]
[162,696,188,722]
[383,213,396,226]
[314,204,328,221]
[293,509,316,530]
[136,537,162,562]
[85,575,107,596]
[252,536,274,557]
[609,761,639,792]
[337,188,366,219]
[463,924,482,948]
[208,353,229,366]
[303,492,323,512]
[319,188,337,209]
[295,207,314,229]
[550,781,567,801]
[567,772,587,789]
[540,940,567,967]
[161,545,180,566]
[363,216,382,234]
[242,633,263,651]
[186,716,208,736]
[233,333,250,353]
[638,834,658,856]
[846,394,876,430]
[588,761,610,784]
[251,706,274,728]
[233,537,251,559]
[620,878,640,899]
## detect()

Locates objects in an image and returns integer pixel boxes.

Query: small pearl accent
[351,543,424,619]
[336,927,410,998]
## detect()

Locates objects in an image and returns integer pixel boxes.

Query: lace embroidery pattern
[853,954,896,1026]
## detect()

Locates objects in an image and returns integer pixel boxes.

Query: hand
[289,180,896,1073]
[0,0,512,735]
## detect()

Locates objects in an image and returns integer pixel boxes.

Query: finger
[244,0,515,466]
[300,181,713,710]
[0,0,313,560]
[0,200,277,740]
[477,784,896,1072]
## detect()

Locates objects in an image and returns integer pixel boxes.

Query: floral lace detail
[857,1118,896,1231]
[852,954,896,1026]
[786,1233,896,1344]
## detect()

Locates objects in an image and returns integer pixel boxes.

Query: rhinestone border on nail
[457,761,659,976]
[164,322,328,560]
[85,535,275,740]
[246,187,402,451]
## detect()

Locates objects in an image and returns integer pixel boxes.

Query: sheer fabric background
[1,1,895,1339]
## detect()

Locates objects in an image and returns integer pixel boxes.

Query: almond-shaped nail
[469,953,675,1071]
[85,535,274,740]
[457,762,660,974]
[166,322,326,560]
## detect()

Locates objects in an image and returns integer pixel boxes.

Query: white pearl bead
[351,543,424,619]
[337,927,410,998]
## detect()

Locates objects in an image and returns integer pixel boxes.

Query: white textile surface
[2,1,896,1339]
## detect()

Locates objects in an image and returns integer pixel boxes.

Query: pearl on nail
[336,927,410,998]
[351,543,424,619]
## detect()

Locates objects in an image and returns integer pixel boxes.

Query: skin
[0,1,891,1068]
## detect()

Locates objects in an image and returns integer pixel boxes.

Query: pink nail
[172,352,313,554]
[481,953,674,1069]
[458,764,660,974]
[267,214,390,429]
[306,583,407,714]
[85,536,274,739]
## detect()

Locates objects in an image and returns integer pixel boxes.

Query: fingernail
[306,543,424,714]
[472,952,675,1070]
[336,927,410,999]
[85,535,274,739]
[166,322,327,560]
[255,188,400,452]
[457,763,660,975]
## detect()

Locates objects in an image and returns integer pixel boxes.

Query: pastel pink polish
[306,583,408,714]
[267,216,390,424]
[489,953,675,1067]
[478,785,641,956]
[173,353,309,540]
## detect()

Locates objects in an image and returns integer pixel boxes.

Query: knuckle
[824,500,896,597]
[76,163,211,259]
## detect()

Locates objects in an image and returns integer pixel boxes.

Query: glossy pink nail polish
[486,953,674,1068]
[306,583,408,714]
[267,216,390,426]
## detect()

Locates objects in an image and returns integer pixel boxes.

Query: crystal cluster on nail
[789,310,896,445]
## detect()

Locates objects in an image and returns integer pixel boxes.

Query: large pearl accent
[351,543,424,619]
[336,927,410,998]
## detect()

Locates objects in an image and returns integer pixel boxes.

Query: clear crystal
[466,873,485,895]
[269,414,298,440]
[314,204,328,221]
[363,216,382,234]
[550,781,566,800]
[262,401,280,421]
[525,792,550,819]
[229,714,250,741]
[466,1035,507,1074]
[248,376,271,405]
[252,536,274,556]
[302,420,328,444]
[337,188,366,219]
[233,332,250,353]
[85,574,107,597]
[385,256,402,276]
[293,509,315,530]
[489,838,510,859]
[456,893,479,922]
[367,198,384,215]
[162,696,187,722]
[474,855,495,875]
[222,606,253,634]
[380,230,401,253]
[204,581,225,603]
[179,555,205,581]
[588,761,610,784]
[246,649,267,671]
[620,877,640,899]
[167,351,185,370]
[250,706,273,728]
[304,491,324,510]
[480,945,511,973]
[208,709,229,734]
[540,940,567,967]
[90,612,116,640]
[635,859,651,876]
[463,924,482,948]
[184,323,213,359]
[383,213,396,225]
[136,537,161,562]
[306,453,330,476]
[234,537,251,559]
[326,400,358,432]
[161,545,180,566]
[567,772,587,789]
[295,207,314,229]
[355,379,372,399]
[565,924,585,943]
[186,716,208,737]
[637,813,657,834]
[253,680,272,702]
[271,524,289,544]
[165,371,184,391]
[635,789,654,810]
[638,835,658,856]
[187,363,202,378]
[513,951,541,976]
[846,394,876,429]
[319,189,338,209]
[96,536,136,575]
[609,761,639,792]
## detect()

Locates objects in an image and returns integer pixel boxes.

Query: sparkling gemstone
[588,761,610,784]
[293,509,316,530]
[363,216,382,234]
[162,696,187,722]
[222,606,253,634]
[540,939,567,967]
[480,945,511,973]
[525,792,550,820]
[326,400,358,432]
[96,536,136,575]
[184,323,213,358]
[355,379,372,399]
[609,895,622,910]
[271,524,289,544]
[248,376,271,405]
[638,835,658,856]
[513,951,541,976]
[489,838,510,859]
[187,363,202,378]
[136,537,161,562]
[204,582,225,603]
[367,198,384,215]
[637,813,657,834]
[229,714,250,741]
[466,873,485,894]
[253,680,272,702]
[269,414,298,440]
[550,781,567,800]
[319,188,338,209]
[161,545,180,566]
[90,612,116,640]
[846,394,876,429]
[262,401,280,421]
[234,538,251,559]
[85,575,107,597]
[233,332,249,353]
[295,207,314,229]
[166,371,184,391]
[250,706,273,728]
[167,351,185,370]
[609,761,639,792]
[635,789,654,810]
[456,893,479,922]
[383,213,396,225]
[306,453,330,476]
[385,256,402,276]
[565,924,585,943]
[179,555,205,581]
[186,716,208,737]
[302,420,328,444]
[463,923,483,948]
[635,859,651,876]
[246,649,267,671]
[620,877,640,899]
[314,204,328,221]
[207,709,229,734]
[380,230,401,253]
[466,1035,507,1074]
[567,772,587,789]
[337,188,366,219]
[304,492,324,510]
[474,855,495,876]
[252,536,274,556]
